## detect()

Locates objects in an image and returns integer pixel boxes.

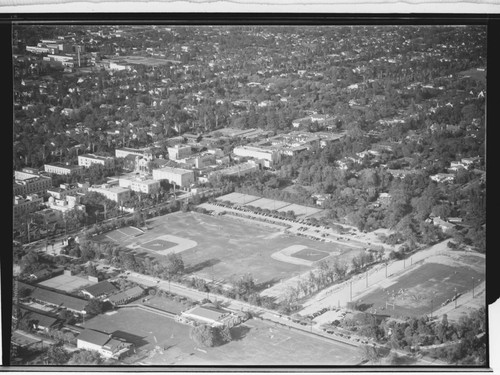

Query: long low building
[19,282,88,314]
[177,304,244,328]
[118,174,160,194]
[152,166,195,188]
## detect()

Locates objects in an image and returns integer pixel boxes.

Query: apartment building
[47,182,89,200]
[88,184,130,203]
[118,174,160,194]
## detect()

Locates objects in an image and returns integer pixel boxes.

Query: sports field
[357,261,485,318]
[144,318,363,365]
[95,226,143,243]
[291,248,330,262]
[95,211,360,286]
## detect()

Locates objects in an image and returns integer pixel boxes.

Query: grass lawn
[81,307,192,353]
[357,262,485,318]
[145,318,363,366]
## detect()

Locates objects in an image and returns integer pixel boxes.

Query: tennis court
[38,274,96,293]
[99,226,144,243]
[244,197,292,211]
[216,192,260,205]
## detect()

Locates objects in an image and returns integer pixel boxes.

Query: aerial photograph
[9,23,487,367]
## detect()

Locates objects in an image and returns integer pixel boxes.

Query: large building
[78,154,115,170]
[47,194,86,217]
[47,182,89,200]
[118,174,160,194]
[44,163,83,176]
[13,194,43,225]
[13,170,53,196]
[152,166,195,188]
[232,145,281,167]
[88,184,131,203]
[168,144,192,160]
[77,329,133,359]
[208,161,259,178]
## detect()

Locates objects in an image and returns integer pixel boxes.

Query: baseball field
[94,211,362,287]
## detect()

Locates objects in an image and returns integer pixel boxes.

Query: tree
[68,349,103,365]
[163,253,184,279]
[359,344,383,364]
[190,324,216,347]
[85,299,105,315]
[45,342,70,365]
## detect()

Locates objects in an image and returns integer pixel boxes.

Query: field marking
[130,234,197,255]
[271,245,339,266]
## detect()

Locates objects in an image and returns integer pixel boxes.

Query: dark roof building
[19,282,88,314]
[81,281,118,299]
[19,307,60,331]
[77,329,133,359]
[107,286,144,305]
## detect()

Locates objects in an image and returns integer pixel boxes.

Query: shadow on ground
[185,258,221,274]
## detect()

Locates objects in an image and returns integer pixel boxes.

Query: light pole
[454,287,457,309]
[430,298,434,319]
[385,263,388,278]
[472,277,475,298]
[350,281,353,302]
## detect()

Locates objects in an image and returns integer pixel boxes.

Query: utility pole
[472,277,475,298]
[350,281,353,302]
[454,287,458,309]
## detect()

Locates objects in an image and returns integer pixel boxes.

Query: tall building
[152,166,195,188]
[168,144,192,160]
[13,170,53,196]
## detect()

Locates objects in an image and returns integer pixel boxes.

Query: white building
[232,146,281,166]
[152,166,195,188]
[118,174,160,194]
[168,144,192,160]
[47,182,89,200]
[88,184,130,203]
[77,329,132,359]
[208,161,259,178]
[78,154,115,169]
[47,195,86,216]
[44,163,84,176]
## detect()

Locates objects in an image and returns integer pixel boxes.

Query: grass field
[81,307,192,353]
[291,248,330,262]
[357,261,485,318]
[95,211,360,287]
[145,318,363,365]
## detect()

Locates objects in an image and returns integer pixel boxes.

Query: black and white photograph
[6,19,491,369]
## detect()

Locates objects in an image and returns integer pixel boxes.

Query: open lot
[38,274,96,293]
[355,255,485,319]
[94,211,359,287]
[144,318,363,365]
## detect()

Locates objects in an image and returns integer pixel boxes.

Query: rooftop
[82,280,118,297]
[77,329,111,346]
